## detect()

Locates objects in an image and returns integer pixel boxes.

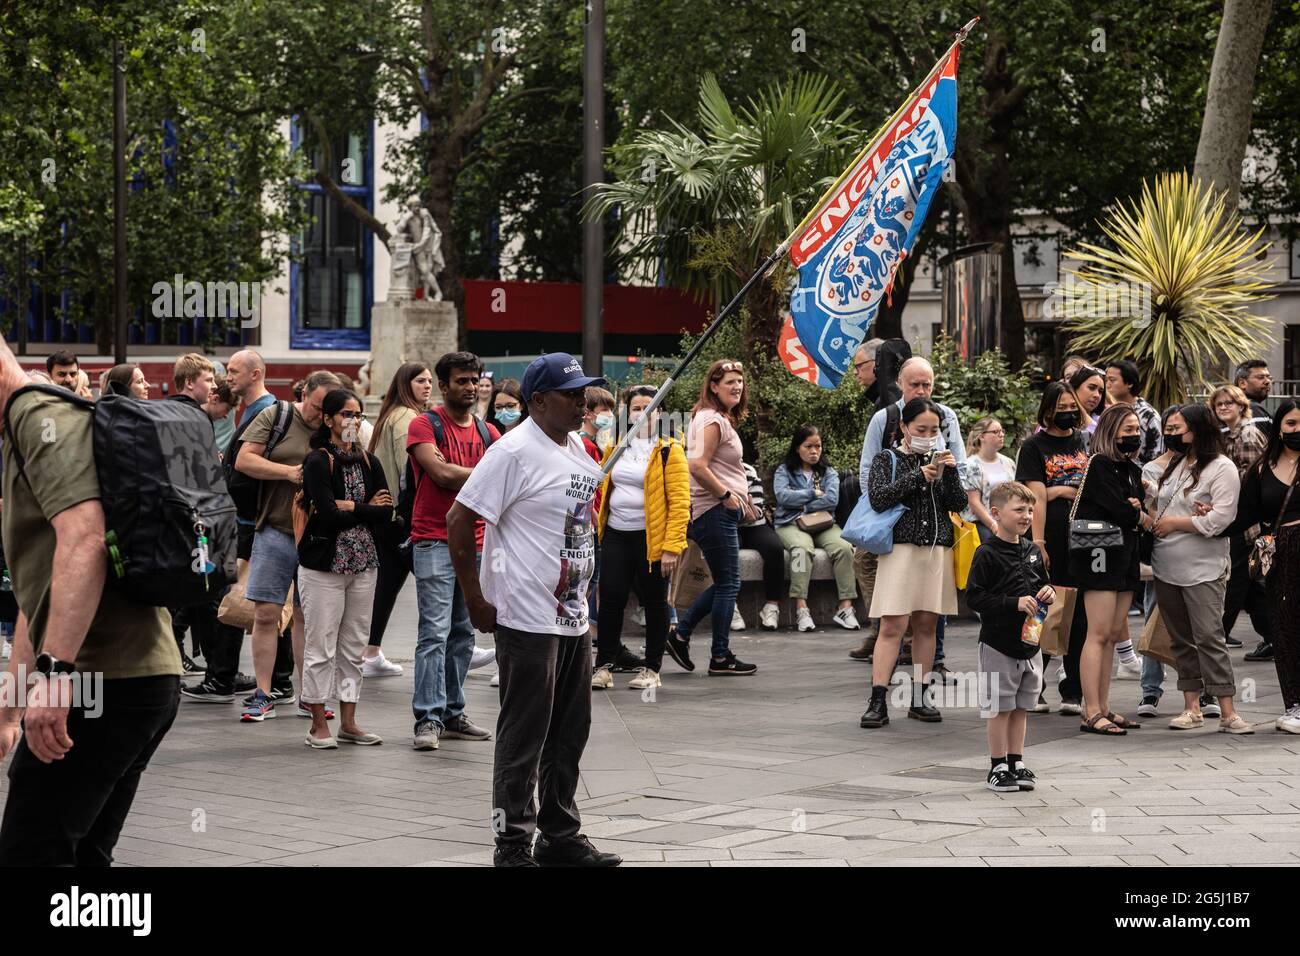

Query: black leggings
[368,525,410,648]
[738,522,784,603]
[597,528,668,671]
[1268,525,1300,708]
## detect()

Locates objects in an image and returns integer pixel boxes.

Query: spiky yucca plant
[1060,170,1274,411]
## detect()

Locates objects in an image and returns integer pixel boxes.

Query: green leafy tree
[928,333,1040,452]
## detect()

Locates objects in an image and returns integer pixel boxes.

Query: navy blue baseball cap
[520,353,606,403]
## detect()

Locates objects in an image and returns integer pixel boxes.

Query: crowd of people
[0,329,1293,865]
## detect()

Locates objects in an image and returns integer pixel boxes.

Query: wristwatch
[719,490,732,502]
[35,653,76,677]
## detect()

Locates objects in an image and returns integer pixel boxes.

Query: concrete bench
[733,548,866,628]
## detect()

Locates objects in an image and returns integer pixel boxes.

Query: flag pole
[599,16,980,478]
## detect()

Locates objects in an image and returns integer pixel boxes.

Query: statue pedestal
[368,298,458,399]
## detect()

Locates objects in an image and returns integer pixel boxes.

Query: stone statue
[389,197,444,302]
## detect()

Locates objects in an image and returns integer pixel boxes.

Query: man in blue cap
[447,353,622,867]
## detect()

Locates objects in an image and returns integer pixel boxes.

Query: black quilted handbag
[1068,455,1124,554]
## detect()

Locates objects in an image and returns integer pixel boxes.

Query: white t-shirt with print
[455,416,603,636]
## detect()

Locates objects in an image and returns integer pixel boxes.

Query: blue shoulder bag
[841,450,907,556]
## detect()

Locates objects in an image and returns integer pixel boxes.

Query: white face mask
[908,434,938,454]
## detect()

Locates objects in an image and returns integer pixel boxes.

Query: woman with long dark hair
[665,359,758,676]
[362,362,434,677]
[297,389,393,748]
[1015,381,1091,714]
[1070,403,1150,735]
[1229,400,1300,734]
[773,425,858,632]
[1150,404,1250,732]
[1069,365,1107,433]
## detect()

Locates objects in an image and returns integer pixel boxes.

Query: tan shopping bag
[217,559,294,632]
[1038,585,1077,657]
[667,541,712,612]
[1137,606,1177,667]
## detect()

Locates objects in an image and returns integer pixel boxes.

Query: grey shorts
[977,644,1043,718]
[245,526,301,606]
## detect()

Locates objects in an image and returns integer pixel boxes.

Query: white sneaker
[630,606,646,626]
[796,608,816,632]
[731,607,746,631]
[362,651,403,678]
[591,665,613,690]
[490,671,499,687]
[1115,658,1141,680]
[759,603,780,630]
[627,667,661,690]
[1275,704,1300,732]
[470,646,496,670]
[833,607,860,630]
[0,640,9,662]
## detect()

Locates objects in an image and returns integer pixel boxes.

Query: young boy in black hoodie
[966,481,1055,793]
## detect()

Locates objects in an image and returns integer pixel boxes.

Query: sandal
[1081,713,1127,736]
[1107,711,1141,730]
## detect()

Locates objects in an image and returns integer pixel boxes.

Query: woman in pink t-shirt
[664,360,758,677]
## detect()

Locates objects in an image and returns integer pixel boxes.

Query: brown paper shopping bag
[217,559,294,633]
[668,541,712,612]
[1137,606,1177,667]
[1038,585,1077,657]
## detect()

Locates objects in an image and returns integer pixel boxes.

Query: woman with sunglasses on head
[665,360,758,676]
[1227,400,1300,734]
[1150,404,1251,733]
[1069,365,1108,434]
[297,389,393,748]
[1069,403,1150,736]
[362,362,434,678]
[962,417,1017,544]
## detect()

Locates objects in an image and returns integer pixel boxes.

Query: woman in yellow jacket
[593,385,691,691]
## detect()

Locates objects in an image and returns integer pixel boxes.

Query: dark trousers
[680,505,740,659]
[1268,526,1300,708]
[737,522,784,602]
[1224,532,1271,641]
[1057,597,1089,702]
[0,676,180,866]
[492,627,591,848]
[597,528,668,670]
[368,525,410,648]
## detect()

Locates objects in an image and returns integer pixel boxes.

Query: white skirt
[869,543,958,618]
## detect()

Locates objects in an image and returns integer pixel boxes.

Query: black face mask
[1053,412,1080,431]
[1283,432,1300,451]
[1165,433,1187,455]
[1117,434,1141,455]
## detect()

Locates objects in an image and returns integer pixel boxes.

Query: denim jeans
[1141,575,1165,700]
[411,541,476,730]
[679,504,740,660]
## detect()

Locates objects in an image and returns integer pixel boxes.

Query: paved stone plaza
[8,593,1300,868]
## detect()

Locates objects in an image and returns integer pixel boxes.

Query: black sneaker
[986,765,1019,793]
[494,844,539,867]
[1200,693,1221,718]
[181,680,234,703]
[611,645,647,672]
[664,629,694,672]
[1137,695,1159,718]
[1244,641,1274,662]
[181,654,205,675]
[707,653,756,676]
[1224,635,1243,648]
[532,834,621,867]
[1012,765,1037,791]
[233,673,257,693]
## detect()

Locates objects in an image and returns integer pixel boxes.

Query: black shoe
[1012,765,1037,791]
[932,663,956,684]
[233,673,257,693]
[1244,641,1274,662]
[860,685,889,728]
[1200,693,1221,718]
[708,653,756,676]
[243,685,296,707]
[532,834,621,867]
[664,629,694,672]
[494,844,540,867]
[1224,635,1243,648]
[181,680,234,703]
[908,703,942,722]
[611,645,647,672]
[181,654,205,675]
[1137,695,1159,718]
[986,765,1019,793]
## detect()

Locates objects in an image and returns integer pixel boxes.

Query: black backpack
[395,410,494,533]
[835,469,860,528]
[4,384,238,608]
[225,399,293,523]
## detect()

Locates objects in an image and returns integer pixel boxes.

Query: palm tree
[1060,170,1274,411]
[584,73,861,425]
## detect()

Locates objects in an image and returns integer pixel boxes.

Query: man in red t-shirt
[407,351,501,751]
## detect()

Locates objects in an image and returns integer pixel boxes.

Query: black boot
[860,684,890,728]
[909,677,942,722]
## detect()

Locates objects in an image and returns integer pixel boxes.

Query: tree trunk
[1193,0,1272,216]
[426,141,467,347]
[743,273,782,444]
